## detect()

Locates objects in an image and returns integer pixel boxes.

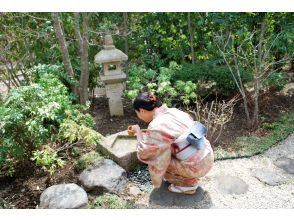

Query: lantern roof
[94,35,128,64]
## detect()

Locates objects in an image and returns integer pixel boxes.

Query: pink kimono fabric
[137,105,214,188]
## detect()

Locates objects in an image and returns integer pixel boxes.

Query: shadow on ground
[148,181,213,209]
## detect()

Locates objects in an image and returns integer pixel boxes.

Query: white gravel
[201,133,294,208]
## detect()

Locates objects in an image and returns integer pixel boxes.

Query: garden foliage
[125,61,198,107]
[0,65,101,177]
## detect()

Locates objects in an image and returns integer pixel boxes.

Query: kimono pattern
[137,105,214,188]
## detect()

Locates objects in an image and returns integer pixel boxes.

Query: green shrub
[0,65,101,177]
[263,72,287,91]
[125,61,198,107]
[30,64,78,100]
[173,58,253,96]
[31,145,65,177]
[141,52,164,71]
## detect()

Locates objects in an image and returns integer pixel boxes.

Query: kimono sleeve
[137,130,173,188]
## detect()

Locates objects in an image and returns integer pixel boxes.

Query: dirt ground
[89,93,294,149]
[0,92,293,209]
[89,97,149,136]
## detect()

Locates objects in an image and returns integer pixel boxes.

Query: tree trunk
[252,17,266,127]
[79,13,90,105]
[51,12,77,94]
[252,76,260,128]
[123,12,129,74]
[187,12,195,64]
[240,91,251,128]
[74,12,91,105]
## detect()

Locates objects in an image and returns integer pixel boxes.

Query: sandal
[168,184,198,195]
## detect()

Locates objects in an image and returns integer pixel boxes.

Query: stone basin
[96,130,141,171]
[110,135,138,157]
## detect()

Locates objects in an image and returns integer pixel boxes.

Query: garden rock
[274,157,294,174]
[39,183,88,209]
[79,159,127,194]
[214,175,248,194]
[252,168,286,186]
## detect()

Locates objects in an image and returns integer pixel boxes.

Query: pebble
[128,185,142,196]
[127,165,152,191]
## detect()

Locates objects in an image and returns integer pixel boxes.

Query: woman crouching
[130,92,214,195]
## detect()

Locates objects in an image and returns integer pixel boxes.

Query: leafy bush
[125,61,198,106]
[31,145,65,177]
[263,72,287,91]
[30,64,78,98]
[173,58,253,96]
[141,52,164,71]
[0,65,101,177]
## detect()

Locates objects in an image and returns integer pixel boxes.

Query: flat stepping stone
[274,157,294,174]
[79,159,127,194]
[149,181,212,208]
[39,183,88,209]
[215,175,248,195]
[252,168,286,186]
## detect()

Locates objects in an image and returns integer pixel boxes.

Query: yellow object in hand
[128,125,135,136]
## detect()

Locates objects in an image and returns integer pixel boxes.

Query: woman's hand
[131,124,141,134]
[132,124,143,142]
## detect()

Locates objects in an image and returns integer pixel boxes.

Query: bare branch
[262,33,281,65]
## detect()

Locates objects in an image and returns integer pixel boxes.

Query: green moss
[74,151,102,172]
[89,193,131,209]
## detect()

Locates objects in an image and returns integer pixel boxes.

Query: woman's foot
[168,184,198,195]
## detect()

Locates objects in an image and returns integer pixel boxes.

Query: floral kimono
[136,105,214,188]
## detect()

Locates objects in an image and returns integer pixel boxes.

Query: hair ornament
[149,94,157,102]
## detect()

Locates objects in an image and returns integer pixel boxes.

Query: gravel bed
[201,133,294,208]
[127,165,152,191]
[127,134,294,208]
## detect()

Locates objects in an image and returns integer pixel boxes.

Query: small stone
[21,188,25,193]
[274,157,294,174]
[252,168,286,186]
[215,175,248,195]
[128,185,141,197]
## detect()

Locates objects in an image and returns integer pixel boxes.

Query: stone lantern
[94,35,128,116]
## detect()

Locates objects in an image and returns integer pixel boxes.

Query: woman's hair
[133,92,162,111]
